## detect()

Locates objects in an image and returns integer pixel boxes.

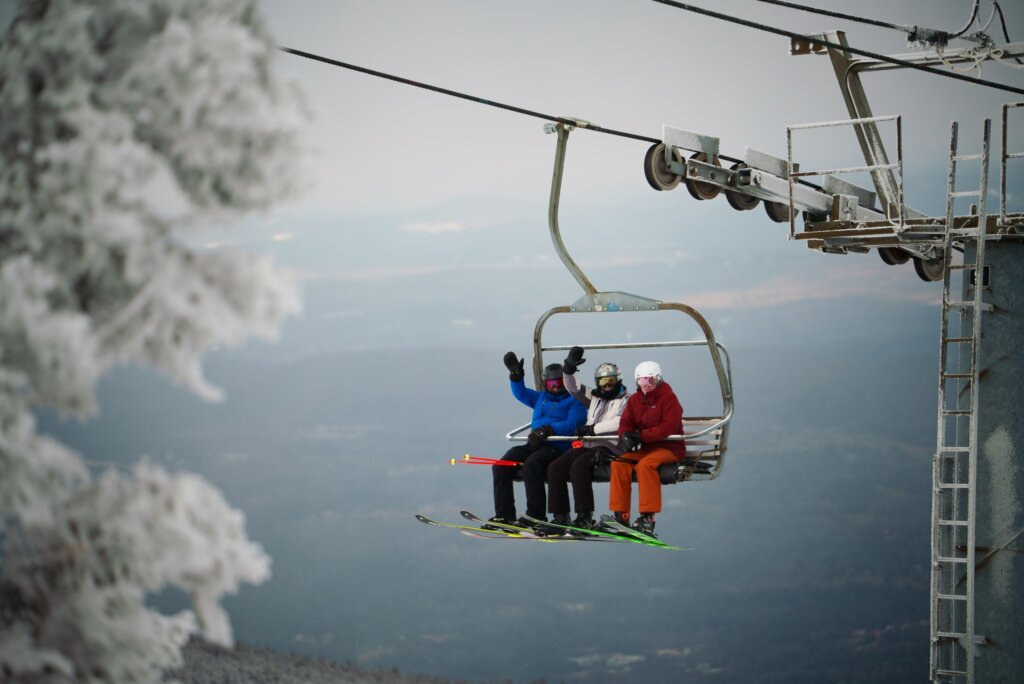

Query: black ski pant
[492,443,561,520]
[547,446,610,516]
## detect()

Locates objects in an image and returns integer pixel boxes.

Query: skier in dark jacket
[487,351,587,529]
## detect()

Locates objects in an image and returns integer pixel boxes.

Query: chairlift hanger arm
[546,121,598,297]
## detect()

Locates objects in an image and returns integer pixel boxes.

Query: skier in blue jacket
[486,351,587,530]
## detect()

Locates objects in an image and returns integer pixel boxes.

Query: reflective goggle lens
[597,377,618,389]
[637,376,657,385]
[545,378,564,390]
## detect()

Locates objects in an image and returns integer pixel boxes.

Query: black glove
[616,431,641,452]
[576,424,595,439]
[591,447,614,466]
[503,351,525,382]
[527,424,554,448]
[562,346,586,375]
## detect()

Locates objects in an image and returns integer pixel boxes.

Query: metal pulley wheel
[684,152,722,201]
[913,255,944,282]
[643,143,682,191]
[725,162,759,211]
[763,200,793,223]
[878,247,910,265]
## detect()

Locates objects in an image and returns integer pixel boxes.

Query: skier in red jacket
[607,361,685,538]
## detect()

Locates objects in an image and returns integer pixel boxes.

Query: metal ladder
[929,118,992,683]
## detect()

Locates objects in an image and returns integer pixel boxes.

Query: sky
[13,1,1024,682]
[221,0,1024,359]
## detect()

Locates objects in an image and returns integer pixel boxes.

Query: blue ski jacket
[510,379,587,453]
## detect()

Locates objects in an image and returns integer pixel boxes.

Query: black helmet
[542,363,566,395]
[543,363,563,381]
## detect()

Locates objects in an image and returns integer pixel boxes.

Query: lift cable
[281,47,660,146]
[751,0,910,34]
[281,45,777,174]
[992,2,1024,64]
[649,0,1024,96]
[950,0,981,39]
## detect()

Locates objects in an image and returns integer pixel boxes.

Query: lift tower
[641,32,1023,684]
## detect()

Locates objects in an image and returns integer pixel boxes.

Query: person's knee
[523,456,546,478]
[570,458,591,478]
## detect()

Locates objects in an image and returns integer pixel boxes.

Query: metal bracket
[569,291,661,313]
[663,125,720,158]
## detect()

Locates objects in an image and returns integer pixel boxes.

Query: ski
[416,514,580,543]
[458,510,547,537]
[458,529,622,543]
[522,515,655,546]
[598,515,689,550]
[458,511,646,545]
[415,514,527,539]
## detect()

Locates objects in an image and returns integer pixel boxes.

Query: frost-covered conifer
[0,1,303,681]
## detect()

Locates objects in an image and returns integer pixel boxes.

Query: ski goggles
[544,378,564,391]
[596,377,618,389]
[636,376,658,388]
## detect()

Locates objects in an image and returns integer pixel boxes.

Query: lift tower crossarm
[842,41,1024,73]
[792,30,912,220]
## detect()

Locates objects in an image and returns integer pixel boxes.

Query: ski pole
[449,454,520,467]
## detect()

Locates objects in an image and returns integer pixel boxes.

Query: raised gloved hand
[562,346,586,375]
[527,424,554,448]
[503,351,525,382]
[576,424,595,439]
[616,431,641,452]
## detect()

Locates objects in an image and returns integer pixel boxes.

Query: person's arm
[617,396,637,437]
[638,392,683,443]
[510,378,540,409]
[563,371,592,407]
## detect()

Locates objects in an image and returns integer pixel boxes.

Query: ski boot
[569,512,596,536]
[633,513,657,538]
[600,511,631,534]
[535,513,569,537]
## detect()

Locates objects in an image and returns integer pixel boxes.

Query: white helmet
[634,361,662,381]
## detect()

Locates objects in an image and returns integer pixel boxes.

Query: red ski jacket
[618,379,686,461]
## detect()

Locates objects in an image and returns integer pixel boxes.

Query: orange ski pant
[608,447,678,516]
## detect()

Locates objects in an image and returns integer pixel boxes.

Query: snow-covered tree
[0,0,304,681]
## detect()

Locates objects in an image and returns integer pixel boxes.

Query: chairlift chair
[506,121,735,484]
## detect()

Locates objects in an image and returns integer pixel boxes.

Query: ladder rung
[935,631,968,639]
[937,446,971,452]
[938,483,970,490]
[937,593,968,601]
[952,153,984,161]
[941,336,974,343]
[939,519,969,526]
[934,668,969,677]
[950,190,981,198]
[1006,151,1024,160]
[941,409,972,416]
[936,555,969,564]
[941,372,973,379]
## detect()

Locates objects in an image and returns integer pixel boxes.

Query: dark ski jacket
[510,379,587,453]
[618,379,687,461]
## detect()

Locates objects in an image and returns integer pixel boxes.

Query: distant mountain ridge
[175,640,464,684]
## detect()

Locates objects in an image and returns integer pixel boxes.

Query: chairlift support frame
[506,121,735,483]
